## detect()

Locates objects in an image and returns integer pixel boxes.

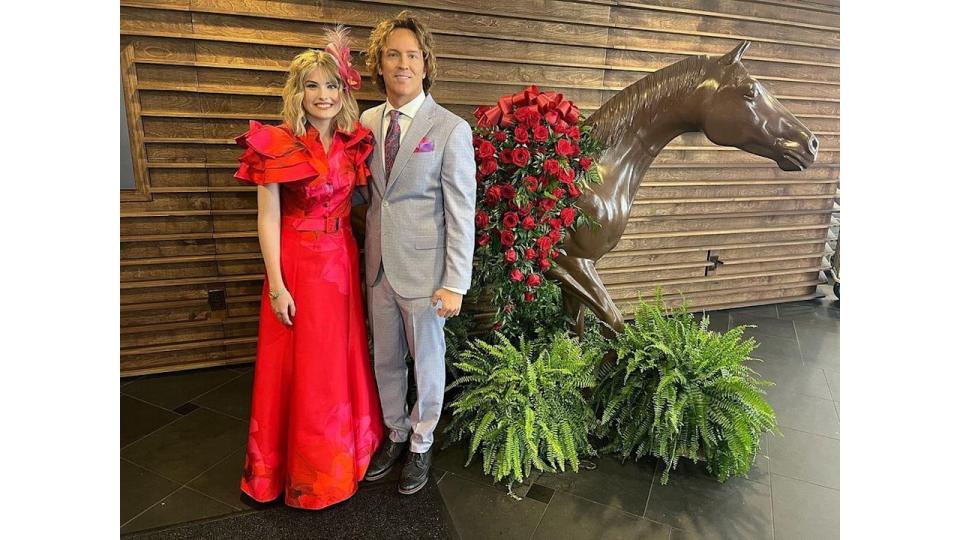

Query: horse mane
[588,55,712,148]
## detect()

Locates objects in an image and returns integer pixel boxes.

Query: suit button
[382,201,389,207]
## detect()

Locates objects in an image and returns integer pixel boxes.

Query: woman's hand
[270,289,296,326]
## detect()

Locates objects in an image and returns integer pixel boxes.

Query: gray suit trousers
[367,265,446,453]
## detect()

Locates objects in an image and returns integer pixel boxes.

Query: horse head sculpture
[549,41,818,335]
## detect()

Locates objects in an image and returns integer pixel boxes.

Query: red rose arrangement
[471,85,603,325]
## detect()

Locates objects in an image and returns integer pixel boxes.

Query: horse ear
[719,41,751,65]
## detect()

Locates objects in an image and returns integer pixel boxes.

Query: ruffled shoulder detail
[341,121,374,187]
[234,121,318,185]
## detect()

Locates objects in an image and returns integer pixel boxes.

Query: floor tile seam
[122,441,245,497]
[182,449,250,511]
[121,392,183,414]
[772,424,842,442]
[761,382,833,402]
[768,472,839,492]
[769,465,777,540]
[120,405,244,452]
[192,401,250,423]
[770,424,839,441]
[641,459,658,519]
[554,487,645,519]
[525,494,552,540]
[121,483,191,529]
[791,314,806,367]
[185,369,251,407]
[771,470,840,492]
[123,485,247,534]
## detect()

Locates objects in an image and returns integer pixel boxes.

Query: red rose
[480,158,498,177]
[510,268,524,282]
[539,258,551,271]
[502,212,519,229]
[549,218,562,231]
[505,249,517,263]
[533,125,549,142]
[519,201,533,216]
[527,274,542,287]
[501,184,517,200]
[567,126,581,141]
[514,127,529,144]
[500,229,516,247]
[472,134,482,147]
[561,207,576,227]
[484,185,502,205]
[478,232,490,246]
[568,183,581,197]
[521,216,536,230]
[552,187,565,199]
[572,142,581,157]
[475,211,490,228]
[536,236,553,252]
[551,249,559,258]
[526,110,542,127]
[524,292,535,302]
[545,110,559,125]
[494,130,507,143]
[556,119,569,133]
[579,156,593,170]
[544,159,560,176]
[524,175,538,193]
[524,247,537,260]
[540,198,557,211]
[556,138,575,157]
[477,140,495,159]
[511,147,530,167]
[549,229,562,242]
[499,148,512,165]
[558,167,575,184]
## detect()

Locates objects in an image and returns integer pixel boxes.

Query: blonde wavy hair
[281,49,359,136]
[365,10,438,95]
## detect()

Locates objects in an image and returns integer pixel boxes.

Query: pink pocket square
[414,137,434,153]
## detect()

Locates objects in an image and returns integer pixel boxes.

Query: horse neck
[596,102,695,204]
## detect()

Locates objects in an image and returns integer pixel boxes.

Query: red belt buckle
[324,217,340,233]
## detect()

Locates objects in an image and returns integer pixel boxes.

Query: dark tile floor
[121,287,839,539]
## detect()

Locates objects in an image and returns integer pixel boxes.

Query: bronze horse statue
[549,41,819,335]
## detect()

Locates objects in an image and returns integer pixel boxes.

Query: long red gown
[234,120,384,510]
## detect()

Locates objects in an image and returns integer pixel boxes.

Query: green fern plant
[595,293,778,484]
[443,332,600,491]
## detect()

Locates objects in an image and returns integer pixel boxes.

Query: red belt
[282,216,347,235]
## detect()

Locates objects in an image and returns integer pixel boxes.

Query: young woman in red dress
[234,28,384,510]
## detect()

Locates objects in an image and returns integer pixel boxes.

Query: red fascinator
[324,25,361,93]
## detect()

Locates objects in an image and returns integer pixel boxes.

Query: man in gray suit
[360,11,477,495]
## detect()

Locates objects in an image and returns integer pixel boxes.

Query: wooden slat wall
[120,0,840,375]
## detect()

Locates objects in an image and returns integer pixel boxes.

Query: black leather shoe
[364,439,406,481]
[398,448,432,495]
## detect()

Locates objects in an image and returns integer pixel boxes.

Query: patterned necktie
[384,110,401,181]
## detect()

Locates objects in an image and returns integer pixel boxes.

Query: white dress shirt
[381,91,467,297]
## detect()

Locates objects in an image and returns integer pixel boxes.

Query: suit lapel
[370,103,388,196]
[385,95,436,194]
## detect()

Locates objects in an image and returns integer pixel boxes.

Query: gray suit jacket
[360,95,477,298]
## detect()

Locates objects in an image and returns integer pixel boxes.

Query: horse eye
[744,86,758,100]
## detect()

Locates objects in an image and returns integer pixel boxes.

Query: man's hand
[431,288,463,318]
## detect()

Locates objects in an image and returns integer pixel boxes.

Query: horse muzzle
[774,135,818,171]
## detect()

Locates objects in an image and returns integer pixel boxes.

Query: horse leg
[561,289,586,337]
[550,256,625,336]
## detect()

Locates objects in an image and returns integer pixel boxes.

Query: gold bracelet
[268,289,285,300]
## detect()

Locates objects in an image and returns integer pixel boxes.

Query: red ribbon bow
[473,85,580,129]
